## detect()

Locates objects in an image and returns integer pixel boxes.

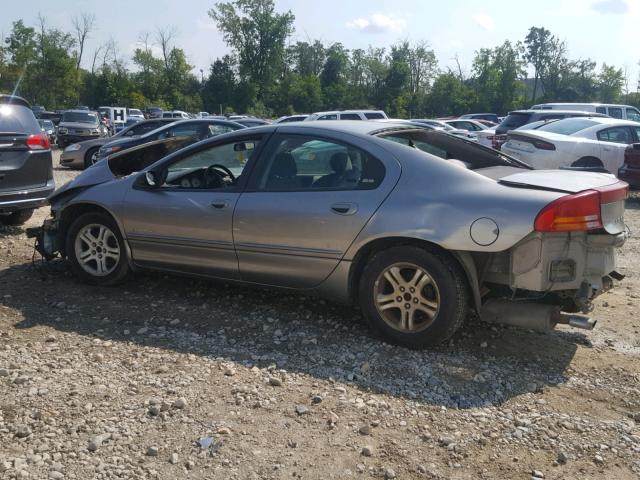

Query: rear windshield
[536,118,598,135]
[500,113,532,129]
[0,104,41,134]
[376,128,530,170]
[62,111,98,125]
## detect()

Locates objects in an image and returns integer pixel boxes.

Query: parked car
[95,119,246,160]
[36,111,62,126]
[410,119,477,140]
[459,113,500,124]
[145,107,163,119]
[127,108,145,121]
[618,143,640,188]
[31,105,45,115]
[480,110,609,150]
[162,110,190,119]
[38,119,57,145]
[275,114,309,123]
[501,117,640,173]
[115,116,143,134]
[75,105,90,110]
[0,95,55,226]
[197,112,210,118]
[31,121,628,348]
[531,103,640,121]
[235,118,270,127]
[60,118,178,169]
[444,119,489,132]
[57,110,108,148]
[305,110,388,121]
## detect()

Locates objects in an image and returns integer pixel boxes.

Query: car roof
[508,109,606,115]
[0,94,31,108]
[546,117,640,127]
[249,120,415,136]
[64,109,98,114]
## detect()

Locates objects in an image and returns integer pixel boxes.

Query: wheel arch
[347,236,482,313]
[572,156,603,167]
[57,202,133,266]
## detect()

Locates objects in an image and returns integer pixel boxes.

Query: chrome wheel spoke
[74,223,120,277]
[79,250,93,262]
[384,267,404,290]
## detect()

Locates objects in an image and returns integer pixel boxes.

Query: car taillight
[534,183,628,232]
[26,133,50,150]
[532,139,556,150]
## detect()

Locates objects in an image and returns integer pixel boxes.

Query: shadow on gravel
[0,225,25,238]
[2,259,585,410]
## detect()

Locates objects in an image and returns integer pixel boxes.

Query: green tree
[202,55,237,114]
[598,63,625,103]
[209,0,294,99]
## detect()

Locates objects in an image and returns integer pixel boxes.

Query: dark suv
[0,95,54,225]
[57,110,108,148]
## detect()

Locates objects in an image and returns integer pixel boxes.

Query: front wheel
[359,246,468,349]
[65,212,130,285]
[84,147,99,169]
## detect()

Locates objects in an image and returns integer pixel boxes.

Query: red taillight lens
[535,190,602,232]
[532,139,555,150]
[26,133,50,150]
[534,183,628,232]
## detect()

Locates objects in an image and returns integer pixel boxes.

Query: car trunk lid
[0,133,49,190]
[499,170,628,234]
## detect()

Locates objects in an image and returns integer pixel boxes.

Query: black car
[96,119,247,159]
[37,111,63,126]
[0,95,55,225]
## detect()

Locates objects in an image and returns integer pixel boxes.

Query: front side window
[159,123,201,140]
[364,112,385,120]
[255,136,385,191]
[608,107,623,119]
[597,126,633,144]
[626,108,640,122]
[318,114,338,120]
[163,137,261,190]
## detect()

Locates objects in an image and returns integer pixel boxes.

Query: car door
[596,126,633,173]
[233,132,400,288]
[121,134,265,279]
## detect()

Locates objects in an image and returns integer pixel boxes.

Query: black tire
[0,209,34,226]
[359,246,469,349]
[84,147,99,169]
[65,212,130,286]
[572,156,603,168]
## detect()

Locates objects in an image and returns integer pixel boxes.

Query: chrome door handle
[211,200,229,209]
[331,202,358,215]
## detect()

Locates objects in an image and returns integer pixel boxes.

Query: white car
[501,117,640,174]
[127,108,145,121]
[410,119,477,140]
[444,119,489,132]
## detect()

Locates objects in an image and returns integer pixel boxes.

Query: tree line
[0,0,635,117]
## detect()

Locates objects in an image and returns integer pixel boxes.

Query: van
[530,103,640,122]
[305,110,388,121]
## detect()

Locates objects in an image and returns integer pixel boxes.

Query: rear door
[234,132,400,288]
[0,105,50,191]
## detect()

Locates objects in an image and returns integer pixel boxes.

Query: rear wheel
[0,209,34,226]
[359,246,468,349]
[84,147,99,169]
[65,212,130,285]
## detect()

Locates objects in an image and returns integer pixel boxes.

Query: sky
[2,0,639,85]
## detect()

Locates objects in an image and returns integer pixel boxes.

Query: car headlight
[65,144,82,152]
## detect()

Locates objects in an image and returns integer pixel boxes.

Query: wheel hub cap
[74,224,120,276]
[373,263,440,333]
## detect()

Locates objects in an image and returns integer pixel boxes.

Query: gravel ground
[1,152,639,479]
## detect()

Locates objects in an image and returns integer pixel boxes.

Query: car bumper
[618,165,640,188]
[0,180,55,213]
[58,134,101,145]
[60,149,86,168]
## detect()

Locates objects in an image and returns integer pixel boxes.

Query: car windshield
[535,118,599,135]
[500,113,532,129]
[129,109,142,115]
[39,120,54,128]
[62,111,98,125]
[375,128,530,170]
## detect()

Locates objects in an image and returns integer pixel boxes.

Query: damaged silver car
[30,122,628,348]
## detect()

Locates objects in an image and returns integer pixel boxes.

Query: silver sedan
[33,122,628,348]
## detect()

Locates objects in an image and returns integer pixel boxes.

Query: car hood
[499,169,619,193]
[48,161,114,202]
[59,122,99,130]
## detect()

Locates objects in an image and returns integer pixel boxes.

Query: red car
[618,143,640,188]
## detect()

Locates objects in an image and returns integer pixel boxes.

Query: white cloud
[473,12,495,31]
[346,13,407,34]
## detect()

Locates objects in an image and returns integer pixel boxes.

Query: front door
[234,133,400,288]
[122,135,264,279]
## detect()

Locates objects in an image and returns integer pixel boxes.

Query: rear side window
[597,126,633,144]
[0,104,41,134]
[537,119,598,135]
[626,108,640,122]
[500,113,532,129]
[608,107,623,119]
[364,112,385,120]
[340,113,362,120]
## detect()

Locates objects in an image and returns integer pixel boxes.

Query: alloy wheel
[373,262,440,333]
[74,223,121,276]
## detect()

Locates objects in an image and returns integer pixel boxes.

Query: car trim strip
[235,241,342,259]
[127,233,234,250]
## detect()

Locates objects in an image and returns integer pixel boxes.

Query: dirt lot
[1,151,639,479]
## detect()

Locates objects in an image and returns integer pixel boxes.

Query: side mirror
[144,169,167,187]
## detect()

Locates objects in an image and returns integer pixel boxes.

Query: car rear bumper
[618,165,640,188]
[0,180,55,213]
